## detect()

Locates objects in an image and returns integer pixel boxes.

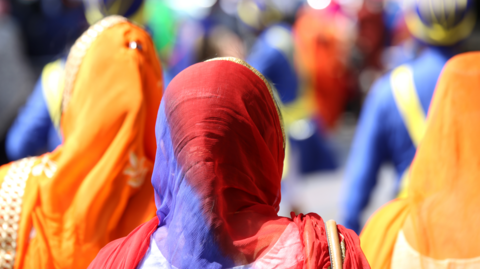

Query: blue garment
[248,24,338,174]
[289,118,338,174]
[5,77,62,161]
[247,23,298,104]
[341,48,451,233]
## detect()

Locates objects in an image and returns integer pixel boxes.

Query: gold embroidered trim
[62,15,127,113]
[0,158,36,269]
[206,57,286,148]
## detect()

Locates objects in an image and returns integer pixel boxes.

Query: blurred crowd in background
[0,0,479,235]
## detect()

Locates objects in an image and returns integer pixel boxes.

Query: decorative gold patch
[0,158,36,269]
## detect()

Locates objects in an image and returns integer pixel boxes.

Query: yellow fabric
[280,88,316,178]
[85,0,144,25]
[405,8,476,47]
[281,88,316,127]
[360,199,409,269]
[362,52,480,268]
[0,17,164,269]
[390,65,426,198]
[396,168,409,199]
[390,65,426,147]
[41,59,65,130]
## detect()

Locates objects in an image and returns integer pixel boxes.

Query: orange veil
[361,52,480,267]
[293,6,351,129]
[0,16,163,268]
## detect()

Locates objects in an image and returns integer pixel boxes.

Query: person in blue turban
[341,0,477,234]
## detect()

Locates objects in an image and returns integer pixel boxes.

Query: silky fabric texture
[153,59,288,268]
[361,52,480,268]
[0,18,163,268]
[89,58,370,269]
[404,52,480,261]
[360,199,409,269]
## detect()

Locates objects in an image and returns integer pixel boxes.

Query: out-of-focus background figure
[1,0,479,238]
[341,0,477,234]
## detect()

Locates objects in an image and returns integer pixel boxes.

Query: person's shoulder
[88,217,159,269]
[362,73,396,115]
[409,49,449,75]
[370,72,394,99]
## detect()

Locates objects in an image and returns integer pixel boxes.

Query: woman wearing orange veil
[360,52,480,268]
[293,3,353,130]
[0,16,163,268]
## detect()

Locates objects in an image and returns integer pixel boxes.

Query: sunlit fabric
[0,16,163,268]
[361,52,480,268]
[89,58,370,268]
[341,48,451,233]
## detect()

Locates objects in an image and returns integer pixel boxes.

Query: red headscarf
[89,58,369,269]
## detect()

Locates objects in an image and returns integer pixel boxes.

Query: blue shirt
[247,23,298,104]
[6,77,62,161]
[341,48,451,233]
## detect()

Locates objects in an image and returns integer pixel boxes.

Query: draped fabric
[404,52,480,261]
[0,16,163,268]
[361,52,480,268]
[89,58,369,269]
[359,200,409,269]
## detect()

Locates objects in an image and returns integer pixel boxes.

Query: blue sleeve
[5,78,55,160]
[340,77,390,233]
[247,26,298,104]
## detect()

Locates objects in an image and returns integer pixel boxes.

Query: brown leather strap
[326,220,343,269]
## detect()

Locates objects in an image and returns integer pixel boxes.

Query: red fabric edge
[88,217,159,269]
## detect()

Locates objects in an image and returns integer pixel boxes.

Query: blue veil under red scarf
[152,57,288,268]
[89,58,369,269]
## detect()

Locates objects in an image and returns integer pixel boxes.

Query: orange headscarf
[405,51,480,260]
[361,52,480,268]
[293,5,352,129]
[0,16,162,268]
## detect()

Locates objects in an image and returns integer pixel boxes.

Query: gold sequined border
[0,158,36,269]
[206,57,286,148]
[62,15,128,113]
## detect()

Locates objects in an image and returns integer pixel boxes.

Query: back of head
[406,52,480,261]
[405,0,476,46]
[151,57,286,267]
